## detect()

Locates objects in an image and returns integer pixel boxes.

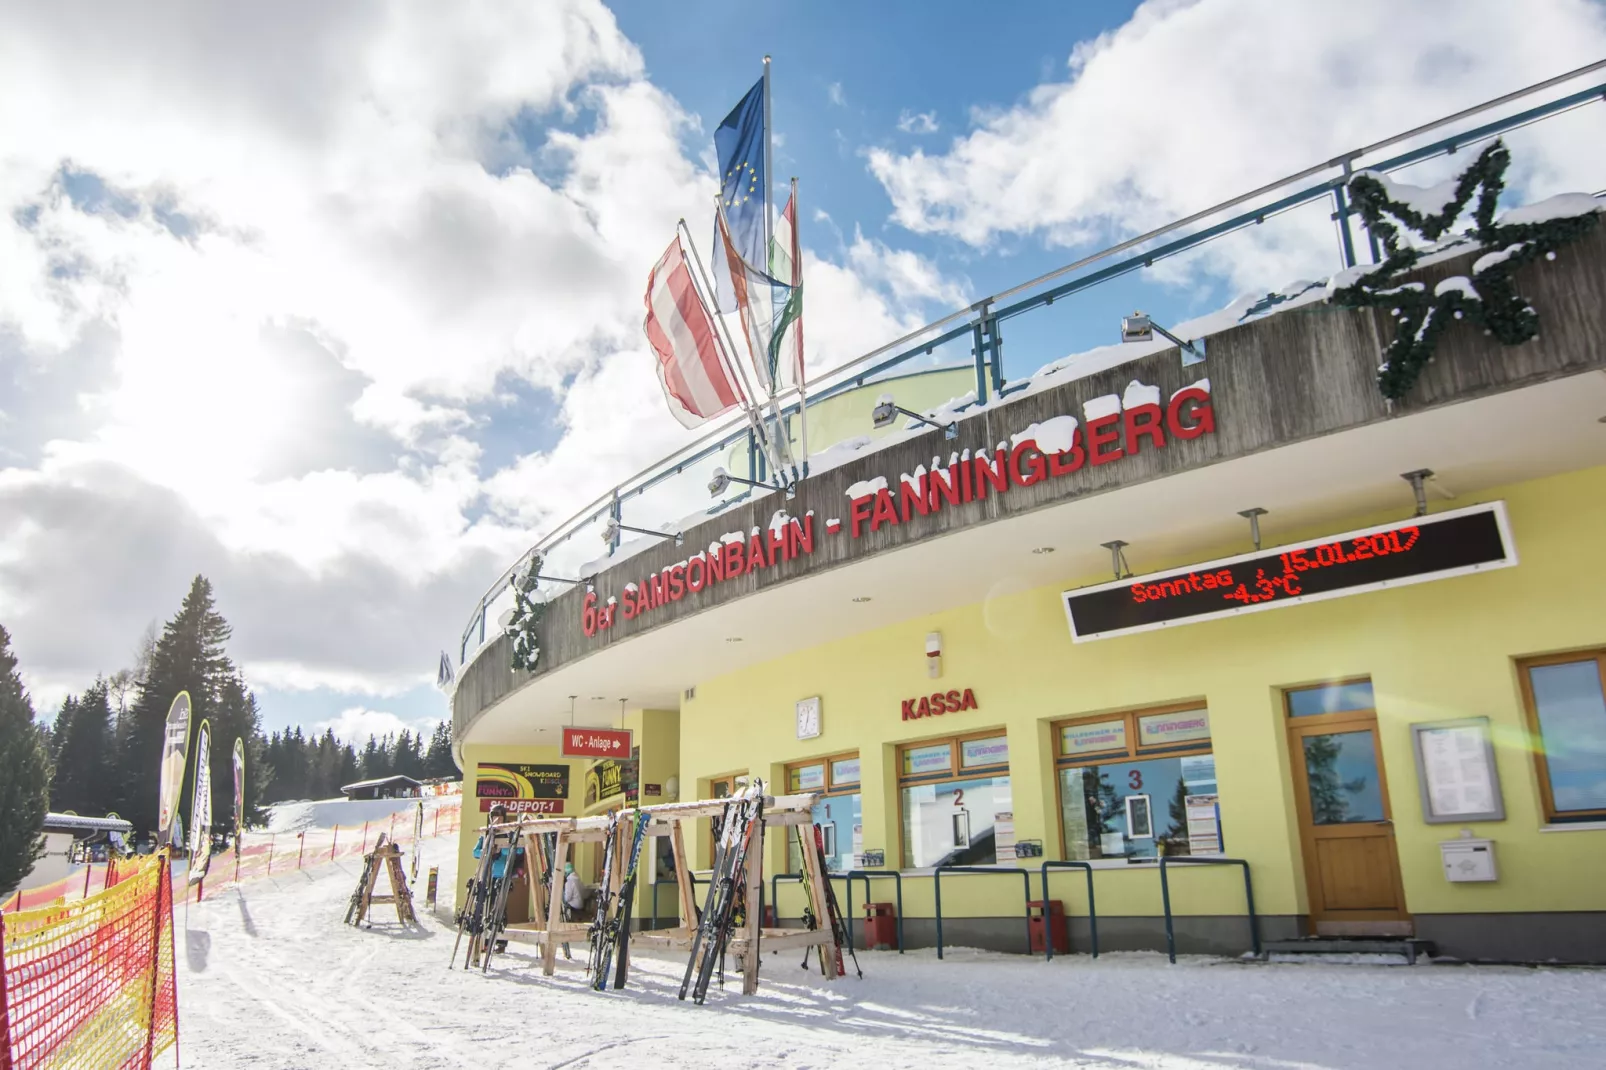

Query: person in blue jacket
[472,804,525,880]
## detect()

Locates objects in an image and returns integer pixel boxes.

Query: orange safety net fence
[0,853,176,1070]
[202,798,463,897]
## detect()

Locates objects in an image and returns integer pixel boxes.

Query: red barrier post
[434,808,440,836]
[296,833,305,870]
[330,826,339,861]
[142,855,169,1070]
[267,834,276,875]
[83,862,93,899]
[1,911,12,1060]
[361,822,369,852]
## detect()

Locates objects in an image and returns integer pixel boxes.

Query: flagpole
[791,175,808,478]
[762,55,775,376]
[677,218,779,481]
[708,202,795,484]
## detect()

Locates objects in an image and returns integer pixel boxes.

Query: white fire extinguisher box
[1440,838,1498,883]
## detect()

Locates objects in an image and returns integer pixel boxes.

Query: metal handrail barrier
[932,865,1033,960]
[1157,856,1260,964]
[768,870,859,944]
[459,64,1606,665]
[1038,860,1098,961]
[648,873,706,931]
[843,869,905,953]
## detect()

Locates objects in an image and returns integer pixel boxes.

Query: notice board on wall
[1410,717,1505,824]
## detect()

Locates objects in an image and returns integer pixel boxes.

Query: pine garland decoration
[505,554,546,673]
[1331,139,1599,402]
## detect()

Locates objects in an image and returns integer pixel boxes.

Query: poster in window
[792,764,826,792]
[1125,793,1153,839]
[1409,717,1505,823]
[1138,710,1211,747]
[832,757,861,785]
[1185,793,1222,854]
[1180,754,1217,788]
[994,810,1016,862]
[1061,719,1128,756]
[904,743,952,776]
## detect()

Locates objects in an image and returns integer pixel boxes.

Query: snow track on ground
[174,845,1606,1069]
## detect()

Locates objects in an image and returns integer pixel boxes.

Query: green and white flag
[187,719,213,884]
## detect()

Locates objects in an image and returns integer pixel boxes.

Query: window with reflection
[1520,651,1606,822]
[1055,705,1220,862]
[785,754,861,873]
[897,733,1011,869]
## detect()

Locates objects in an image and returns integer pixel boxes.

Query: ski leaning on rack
[596,811,651,990]
[450,827,500,969]
[679,795,743,1001]
[344,833,386,925]
[478,822,525,972]
[586,811,622,986]
[685,786,765,1004]
[814,823,862,980]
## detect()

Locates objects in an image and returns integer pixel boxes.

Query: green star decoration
[505,555,546,673]
[1331,138,1599,402]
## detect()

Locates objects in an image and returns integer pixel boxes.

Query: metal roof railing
[460,60,1606,666]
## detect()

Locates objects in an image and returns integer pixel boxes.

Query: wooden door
[1286,702,1411,936]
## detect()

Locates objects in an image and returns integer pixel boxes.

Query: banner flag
[156,692,192,849]
[773,187,805,389]
[717,206,793,395]
[710,77,767,314]
[187,719,213,885]
[232,736,246,857]
[644,234,746,428]
[436,650,455,690]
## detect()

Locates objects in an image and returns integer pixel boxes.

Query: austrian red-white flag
[644,236,745,428]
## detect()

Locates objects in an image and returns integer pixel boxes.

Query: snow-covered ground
[174,844,1606,1070]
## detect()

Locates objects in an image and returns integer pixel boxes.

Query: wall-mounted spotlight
[601,516,683,547]
[1121,311,1206,367]
[872,394,958,440]
[708,466,794,501]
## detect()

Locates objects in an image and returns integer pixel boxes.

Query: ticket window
[1054,705,1220,862]
[785,754,861,874]
[897,733,1011,869]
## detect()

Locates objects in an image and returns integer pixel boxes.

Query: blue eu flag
[712,77,766,313]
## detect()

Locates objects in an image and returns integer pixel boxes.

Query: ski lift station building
[446,88,1606,964]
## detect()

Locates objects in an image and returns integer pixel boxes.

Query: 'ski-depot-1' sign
[583,381,1218,639]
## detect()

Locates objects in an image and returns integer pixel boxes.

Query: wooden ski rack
[349,837,417,928]
[479,791,838,995]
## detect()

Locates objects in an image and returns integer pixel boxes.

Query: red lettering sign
[561,726,633,759]
[479,798,563,814]
[584,385,1218,642]
[901,688,979,720]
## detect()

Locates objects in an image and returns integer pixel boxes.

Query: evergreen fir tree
[424,721,456,778]
[0,625,52,896]
[50,680,114,816]
[119,576,237,835]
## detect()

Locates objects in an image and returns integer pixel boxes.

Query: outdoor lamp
[1121,311,1206,367]
[601,516,683,548]
[708,466,773,499]
[871,393,958,440]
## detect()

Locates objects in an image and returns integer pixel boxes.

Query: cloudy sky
[2,0,1604,742]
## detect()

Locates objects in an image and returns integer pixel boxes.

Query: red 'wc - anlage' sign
[561,726,633,759]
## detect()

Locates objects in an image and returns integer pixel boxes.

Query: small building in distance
[340,775,422,801]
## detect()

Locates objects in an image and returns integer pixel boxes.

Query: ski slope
[174,845,1606,1069]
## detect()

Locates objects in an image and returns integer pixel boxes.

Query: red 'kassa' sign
[562,726,632,759]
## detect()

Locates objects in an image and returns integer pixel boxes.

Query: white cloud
[867,0,1606,293]
[827,82,846,107]
[0,0,969,705]
[896,110,940,135]
[315,706,439,745]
